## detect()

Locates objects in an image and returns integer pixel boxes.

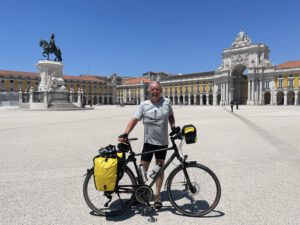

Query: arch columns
[259,78,263,105]
[271,90,274,105]
[284,91,287,106]
[200,93,203,105]
[295,90,299,105]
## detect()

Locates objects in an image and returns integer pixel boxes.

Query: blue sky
[0,0,299,77]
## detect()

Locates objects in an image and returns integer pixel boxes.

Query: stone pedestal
[37,60,66,92]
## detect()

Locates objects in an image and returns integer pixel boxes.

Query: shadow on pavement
[90,190,225,222]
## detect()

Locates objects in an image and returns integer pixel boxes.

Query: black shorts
[141,143,168,162]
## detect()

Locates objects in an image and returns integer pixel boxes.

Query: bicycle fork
[179,156,198,193]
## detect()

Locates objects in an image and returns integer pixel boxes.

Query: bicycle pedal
[153,201,162,210]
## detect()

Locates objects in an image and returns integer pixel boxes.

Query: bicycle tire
[83,166,136,216]
[167,163,221,217]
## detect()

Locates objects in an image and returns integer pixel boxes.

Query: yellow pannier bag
[93,147,124,191]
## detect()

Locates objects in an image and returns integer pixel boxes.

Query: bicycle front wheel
[167,163,221,217]
[83,166,136,216]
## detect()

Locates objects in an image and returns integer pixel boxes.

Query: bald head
[148,81,162,91]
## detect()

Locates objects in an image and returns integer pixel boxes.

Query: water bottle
[139,164,148,182]
[149,164,161,179]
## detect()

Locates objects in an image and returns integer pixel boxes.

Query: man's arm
[118,117,139,142]
[169,114,175,129]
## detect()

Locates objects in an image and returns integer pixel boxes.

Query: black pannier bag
[182,124,197,144]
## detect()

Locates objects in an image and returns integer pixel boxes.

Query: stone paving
[0,105,299,225]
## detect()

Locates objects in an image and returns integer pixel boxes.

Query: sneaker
[153,196,162,210]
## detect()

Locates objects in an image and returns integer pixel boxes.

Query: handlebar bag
[182,124,197,144]
[93,145,125,191]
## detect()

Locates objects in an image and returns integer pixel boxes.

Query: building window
[288,80,293,88]
[289,74,294,78]
[279,74,283,78]
[10,80,14,83]
[278,80,283,89]
[266,81,269,89]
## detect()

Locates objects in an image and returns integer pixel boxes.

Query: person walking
[230,100,234,112]
[118,81,175,209]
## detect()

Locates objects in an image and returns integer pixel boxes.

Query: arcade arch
[287,91,295,105]
[231,64,248,105]
[277,92,284,105]
[264,92,271,105]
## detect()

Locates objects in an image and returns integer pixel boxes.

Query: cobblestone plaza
[0,105,299,225]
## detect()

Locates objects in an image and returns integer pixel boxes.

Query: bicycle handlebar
[128,138,138,141]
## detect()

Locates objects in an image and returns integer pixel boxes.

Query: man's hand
[118,133,128,143]
[169,126,180,136]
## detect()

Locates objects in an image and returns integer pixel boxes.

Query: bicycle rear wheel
[167,163,221,217]
[83,166,136,216]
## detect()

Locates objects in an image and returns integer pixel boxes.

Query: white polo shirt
[134,97,174,146]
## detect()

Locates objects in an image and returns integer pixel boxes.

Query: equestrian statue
[39,33,63,62]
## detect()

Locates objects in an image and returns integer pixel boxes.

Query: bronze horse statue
[39,39,63,62]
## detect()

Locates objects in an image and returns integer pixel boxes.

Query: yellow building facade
[1,32,300,106]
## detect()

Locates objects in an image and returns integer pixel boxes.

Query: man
[49,33,56,50]
[230,100,234,112]
[118,81,175,209]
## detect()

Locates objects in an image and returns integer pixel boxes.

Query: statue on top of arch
[231,30,252,48]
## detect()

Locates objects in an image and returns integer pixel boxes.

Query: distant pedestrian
[230,100,234,112]
[236,102,239,110]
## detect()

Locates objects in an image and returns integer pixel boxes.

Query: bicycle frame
[125,134,195,189]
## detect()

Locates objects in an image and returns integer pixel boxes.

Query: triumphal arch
[215,31,274,105]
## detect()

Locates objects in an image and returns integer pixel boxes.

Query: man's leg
[141,160,151,173]
[155,159,165,197]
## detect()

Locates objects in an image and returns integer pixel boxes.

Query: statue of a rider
[40,33,63,62]
[49,33,56,51]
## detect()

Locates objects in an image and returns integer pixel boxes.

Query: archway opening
[184,95,188,105]
[169,96,173,104]
[287,91,295,105]
[174,96,178,105]
[231,64,248,105]
[208,94,213,105]
[264,92,271,105]
[202,95,207,105]
[191,95,194,105]
[277,92,284,105]
[196,95,200,105]
[179,96,183,105]
[217,94,221,105]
